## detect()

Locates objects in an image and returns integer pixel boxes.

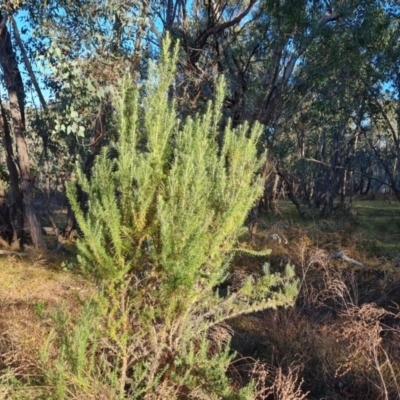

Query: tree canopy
[0,0,395,248]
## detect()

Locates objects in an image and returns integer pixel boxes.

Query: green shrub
[49,35,299,399]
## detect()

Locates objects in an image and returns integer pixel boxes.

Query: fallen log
[329,250,366,269]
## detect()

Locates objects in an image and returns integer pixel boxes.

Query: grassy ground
[229,199,400,399]
[353,199,400,261]
[0,254,94,399]
[1,198,400,399]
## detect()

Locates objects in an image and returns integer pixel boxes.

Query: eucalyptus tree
[0,0,158,247]
[26,0,153,157]
[144,1,354,229]
[258,0,400,216]
[0,1,47,249]
[19,0,156,236]
[361,2,400,200]
[161,1,392,219]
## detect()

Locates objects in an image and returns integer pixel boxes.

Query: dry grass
[0,254,91,307]
[247,362,309,400]
[0,254,94,398]
[229,199,400,399]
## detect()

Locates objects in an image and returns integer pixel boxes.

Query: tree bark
[320,127,342,217]
[0,13,46,249]
[0,102,23,245]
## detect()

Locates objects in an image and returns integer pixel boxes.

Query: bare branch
[318,11,340,25]
[10,15,47,110]
[190,0,257,65]
[0,11,7,35]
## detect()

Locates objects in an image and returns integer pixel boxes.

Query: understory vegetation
[2,199,400,399]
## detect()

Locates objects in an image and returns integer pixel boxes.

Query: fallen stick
[329,250,366,268]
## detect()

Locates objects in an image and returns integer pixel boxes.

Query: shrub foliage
[57,35,298,399]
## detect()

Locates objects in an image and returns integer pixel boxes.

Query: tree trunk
[275,164,306,218]
[0,14,46,249]
[320,123,346,218]
[248,154,270,242]
[0,102,23,245]
[265,172,280,213]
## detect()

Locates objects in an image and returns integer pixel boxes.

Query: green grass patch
[261,199,400,261]
[353,200,400,259]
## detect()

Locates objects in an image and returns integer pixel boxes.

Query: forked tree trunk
[0,14,46,249]
[275,164,306,218]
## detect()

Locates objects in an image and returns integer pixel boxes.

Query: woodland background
[0,0,399,247]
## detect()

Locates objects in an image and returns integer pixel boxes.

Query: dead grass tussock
[233,360,309,400]
[335,303,400,400]
[233,288,379,397]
